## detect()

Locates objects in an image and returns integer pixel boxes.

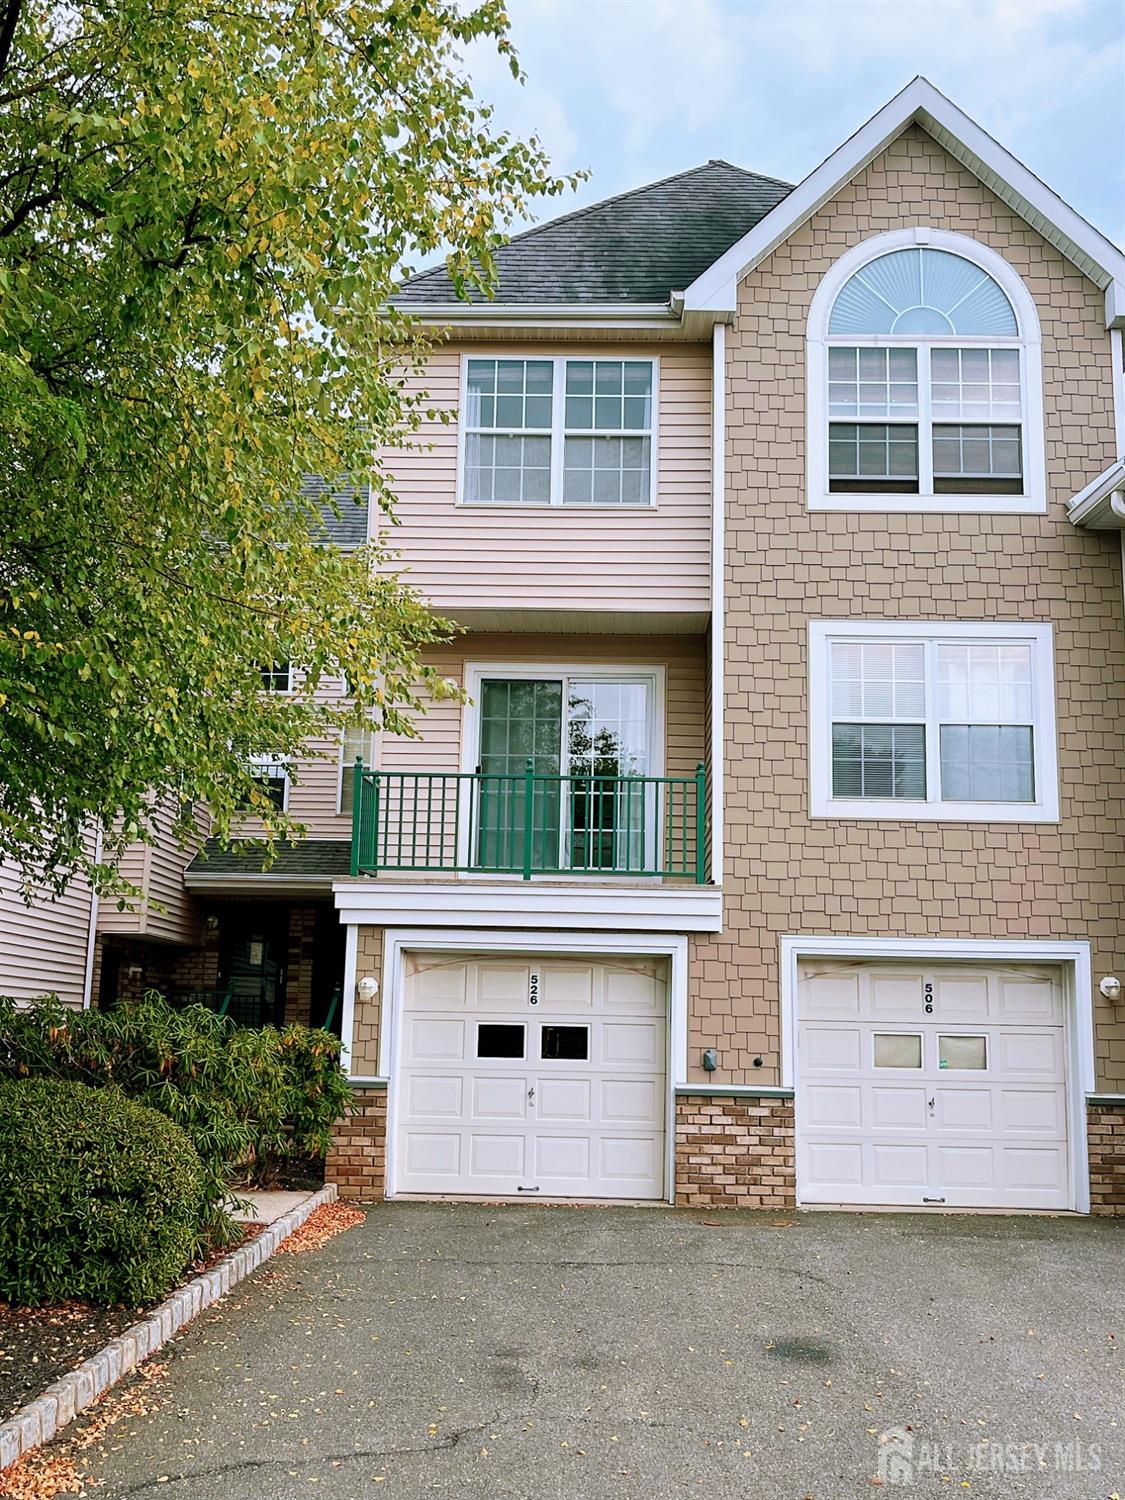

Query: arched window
[806,230,1044,512]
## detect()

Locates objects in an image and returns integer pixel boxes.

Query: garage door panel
[998,1088,1065,1134]
[802,1024,862,1071]
[930,974,990,1021]
[535,1077,592,1122]
[396,953,665,1200]
[872,1142,929,1188]
[869,974,925,1016]
[601,1021,660,1067]
[934,1087,993,1131]
[408,1017,465,1062]
[407,1074,464,1120]
[805,1083,864,1128]
[870,1086,928,1130]
[601,1077,659,1124]
[471,1075,529,1121]
[797,959,1070,1211]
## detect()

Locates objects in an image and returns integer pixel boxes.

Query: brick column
[327,1086,388,1201]
[1088,1102,1125,1216]
[674,1093,796,1209]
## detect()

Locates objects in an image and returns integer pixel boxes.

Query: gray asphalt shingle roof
[302,476,369,550]
[394,160,792,308]
[186,839,352,879]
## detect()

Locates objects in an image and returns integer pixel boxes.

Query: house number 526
[923,981,934,1015]
[529,970,541,1006]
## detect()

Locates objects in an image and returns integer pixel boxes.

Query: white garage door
[797,960,1071,1210]
[395,952,667,1199]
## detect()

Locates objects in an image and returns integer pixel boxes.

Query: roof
[394,160,793,308]
[302,476,369,550]
[1067,458,1125,529]
[185,839,352,885]
[683,77,1125,326]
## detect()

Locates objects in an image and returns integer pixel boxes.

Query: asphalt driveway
[69,1204,1121,1499]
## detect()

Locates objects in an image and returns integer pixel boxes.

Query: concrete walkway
[232,1188,320,1225]
[70,1204,1122,1498]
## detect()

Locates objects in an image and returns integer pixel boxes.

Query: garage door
[395,953,666,1199]
[797,960,1071,1210]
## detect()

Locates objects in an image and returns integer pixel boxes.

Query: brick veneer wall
[327,1086,387,1201]
[689,122,1125,1093]
[1088,1104,1125,1216]
[674,1094,795,1209]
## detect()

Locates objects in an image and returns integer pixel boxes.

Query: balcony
[349,760,707,882]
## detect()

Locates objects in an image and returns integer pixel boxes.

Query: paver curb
[0,1183,338,1472]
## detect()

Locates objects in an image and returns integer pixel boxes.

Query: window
[808,230,1044,512]
[241,755,288,812]
[809,622,1058,822]
[874,1033,922,1068]
[939,1035,987,1070]
[260,663,292,693]
[541,1025,589,1061]
[339,721,376,816]
[460,357,656,507]
[477,1023,525,1059]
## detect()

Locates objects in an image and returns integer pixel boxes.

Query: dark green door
[476,679,562,871]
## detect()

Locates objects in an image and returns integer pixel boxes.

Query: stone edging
[0,1182,338,1472]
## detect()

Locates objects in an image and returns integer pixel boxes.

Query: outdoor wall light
[1098,975,1122,1002]
[702,1048,718,1072]
[357,976,379,1002]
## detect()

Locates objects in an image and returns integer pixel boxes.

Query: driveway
[72,1204,1120,1499]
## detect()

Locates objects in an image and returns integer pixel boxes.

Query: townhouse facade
[3,78,1124,1214]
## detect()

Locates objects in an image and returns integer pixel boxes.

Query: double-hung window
[461,356,656,507]
[809,232,1044,512]
[242,755,289,812]
[809,622,1058,821]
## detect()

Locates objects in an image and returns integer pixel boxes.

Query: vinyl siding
[0,858,95,1008]
[97,799,205,945]
[376,344,712,616]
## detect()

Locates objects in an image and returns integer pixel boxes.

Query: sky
[463,0,1125,248]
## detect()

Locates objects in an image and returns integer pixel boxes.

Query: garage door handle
[928,1096,935,1113]
[527,1087,535,1104]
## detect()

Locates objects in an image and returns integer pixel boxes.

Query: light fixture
[357,976,379,1002]
[1098,975,1122,1002]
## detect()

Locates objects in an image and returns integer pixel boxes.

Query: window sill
[810,797,1059,823]
[809,491,1046,515]
[453,501,658,513]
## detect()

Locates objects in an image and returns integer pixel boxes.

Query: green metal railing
[349,757,707,882]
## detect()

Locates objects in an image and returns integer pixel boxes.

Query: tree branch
[0,0,22,85]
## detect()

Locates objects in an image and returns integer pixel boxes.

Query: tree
[0,0,578,891]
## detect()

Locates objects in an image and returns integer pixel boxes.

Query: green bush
[0,993,353,1227]
[0,1079,213,1306]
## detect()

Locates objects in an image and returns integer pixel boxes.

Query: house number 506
[924,981,934,1015]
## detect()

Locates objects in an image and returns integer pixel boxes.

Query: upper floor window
[807,230,1044,514]
[460,356,656,507]
[260,663,292,693]
[808,621,1058,823]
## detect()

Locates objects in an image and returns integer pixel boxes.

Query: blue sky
[466,0,1125,247]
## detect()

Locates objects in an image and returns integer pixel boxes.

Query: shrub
[0,993,353,1219]
[0,1079,213,1306]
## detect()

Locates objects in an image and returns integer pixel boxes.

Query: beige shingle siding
[374,344,713,616]
[0,858,95,1008]
[691,123,1125,1091]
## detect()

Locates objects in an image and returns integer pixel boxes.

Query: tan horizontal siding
[98,800,205,945]
[376,344,713,614]
[0,859,94,1008]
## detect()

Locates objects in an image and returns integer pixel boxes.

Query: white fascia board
[399,302,683,332]
[333,880,723,933]
[682,77,1125,323]
[183,872,337,892]
[1066,458,1125,529]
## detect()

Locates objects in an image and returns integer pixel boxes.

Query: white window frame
[456,353,659,509]
[458,661,666,874]
[337,719,378,816]
[260,662,293,693]
[808,620,1059,822]
[806,228,1046,514]
[246,754,289,812]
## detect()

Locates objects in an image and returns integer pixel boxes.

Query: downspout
[82,825,103,1010]
[709,322,726,885]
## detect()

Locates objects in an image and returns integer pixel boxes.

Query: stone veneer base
[0,1184,338,1474]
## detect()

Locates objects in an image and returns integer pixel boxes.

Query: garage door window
[810,622,1058,822]
[477,1023,525,1059]
[873,1033,922,1068]
[938,1034,987,1070]
[541,1024,589,1061]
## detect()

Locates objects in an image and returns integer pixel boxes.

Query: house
[4,77,1124,1215]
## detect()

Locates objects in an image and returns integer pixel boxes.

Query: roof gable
[394,160,792,309]
[681,78,1125,328]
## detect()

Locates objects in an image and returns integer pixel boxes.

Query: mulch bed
[275,1200,365,1255]
[0,1223,265,1424]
